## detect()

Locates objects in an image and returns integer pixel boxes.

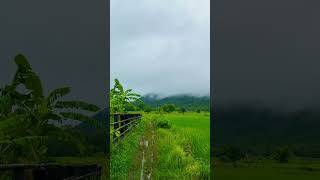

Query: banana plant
[0,54,101,163]
[110,79,141,139]
[110,79,141,113]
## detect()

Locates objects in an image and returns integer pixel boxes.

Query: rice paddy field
[213,158,320,180]
[154,112,210,179]
[110,112,210,179]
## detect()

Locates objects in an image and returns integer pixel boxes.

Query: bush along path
[128,120,157,180]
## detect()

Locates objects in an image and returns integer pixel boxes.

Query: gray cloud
[111,0,210,97]
[214,0,320,109]
[0,0,108,107]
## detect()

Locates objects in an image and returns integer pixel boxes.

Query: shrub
[157,120,171,129]
[144,106,152,113]
[161,104,176,113]
[273,146,291,163]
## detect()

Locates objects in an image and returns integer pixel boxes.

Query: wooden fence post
[118,114,122,142]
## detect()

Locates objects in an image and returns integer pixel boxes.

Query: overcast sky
[0,0,107,107]
[111,0,210,97]
[214,0,320,110]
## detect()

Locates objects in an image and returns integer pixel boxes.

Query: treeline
[130,101,205,114]
[213,103,320,159]
[133,94,210,112]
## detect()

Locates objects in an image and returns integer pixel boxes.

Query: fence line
[110,113,142,145]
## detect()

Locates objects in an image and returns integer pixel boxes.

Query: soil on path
[128,120,157,180]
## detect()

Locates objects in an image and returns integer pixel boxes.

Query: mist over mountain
[142,94,210,111]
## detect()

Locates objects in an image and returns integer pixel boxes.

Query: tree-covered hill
[141,94,210,111]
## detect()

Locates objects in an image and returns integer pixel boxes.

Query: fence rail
[110,113,142,144]
[0,163,102,180]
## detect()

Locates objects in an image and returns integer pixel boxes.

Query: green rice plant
[156,119,171,129]
[154,112,210,179]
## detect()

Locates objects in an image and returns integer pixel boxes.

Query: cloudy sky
[0,0,108,107]
[111,0,210,97]
[214,0,320,109]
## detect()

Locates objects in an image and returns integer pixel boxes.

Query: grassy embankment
[110,115,147,179]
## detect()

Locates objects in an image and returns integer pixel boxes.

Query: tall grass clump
[110,117,146,179]
[154,112,210,179]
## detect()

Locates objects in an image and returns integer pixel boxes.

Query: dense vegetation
[0,55,106,168]
[109,79,144,179]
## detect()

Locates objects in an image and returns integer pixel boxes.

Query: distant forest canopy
[140,94,210,111]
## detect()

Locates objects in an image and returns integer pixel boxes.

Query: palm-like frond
[46,87,71,105]
[1,54,102,163]
[110,79,142,113]
[10,136,48,145]
[13,54,44,98]
[14,54,32,70]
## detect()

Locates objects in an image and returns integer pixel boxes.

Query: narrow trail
[128,120,157,180]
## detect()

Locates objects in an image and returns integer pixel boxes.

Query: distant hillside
[141,94,210,111]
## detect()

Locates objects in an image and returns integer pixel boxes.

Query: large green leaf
[12,54,44,98]
[24,74,43,98]
[46,87,71,105]
[14,54,32,70]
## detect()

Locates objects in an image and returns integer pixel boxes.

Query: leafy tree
[133,100,146,111]
[161,104,176,113]
[179,107,186,114]
[110,79,141,113]
[219,146,243,167]
[273,146,292,163]
[144,106,152,113]
[0,54,100,163]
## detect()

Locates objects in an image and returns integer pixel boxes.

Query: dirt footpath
[128,121,157,180]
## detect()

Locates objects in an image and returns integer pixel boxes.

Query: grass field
[110,111,210,179]
[153,112,210,179]
[213,158,320,180]
[110,115,146,179]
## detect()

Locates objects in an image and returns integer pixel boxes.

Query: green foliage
[154,113,210,179]
[142,94,210,111]
[144,106,152,113]
[160,104,176,113]
[0,54,100,163]
[157,119,171,129]
[219,146,243,164]
[110,79,141,113]
[110,117,146,179]
[179,107,186,114]
[273,146,292,163]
